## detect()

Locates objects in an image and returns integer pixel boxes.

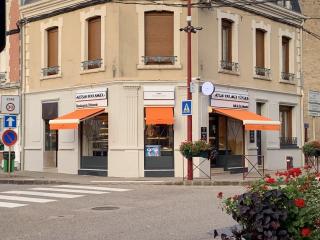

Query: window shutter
[282,37,290,73]
[222,19,232,62]
[145,11,174,59]
[88,16,101,61]
[256,29,265,68]
[47,27,58,67]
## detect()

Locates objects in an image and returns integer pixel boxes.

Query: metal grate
[42,66,59,76]
[142,56,177,65]
[255,66,271,78]
[81,59,103,70]
[281,72,295,82]
[220,60,239,72]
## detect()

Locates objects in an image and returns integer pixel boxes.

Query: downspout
[19,18,25,171]
[300,23,305,167]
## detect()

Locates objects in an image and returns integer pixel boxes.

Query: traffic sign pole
[8,146,11,176]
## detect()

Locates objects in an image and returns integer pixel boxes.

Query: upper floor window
[281,36,295,82]
[43,27,59,76]
[144,11,175,65]
[276,0,292,10]
[82,16,102,70]
[255,29,270,77]
[221,19,233,70]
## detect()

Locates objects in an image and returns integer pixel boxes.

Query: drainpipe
[19,18,25,171]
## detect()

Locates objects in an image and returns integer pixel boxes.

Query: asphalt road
[0,184,245,240]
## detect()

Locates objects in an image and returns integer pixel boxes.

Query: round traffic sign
[2,130,18,147]
[6,103,15,112]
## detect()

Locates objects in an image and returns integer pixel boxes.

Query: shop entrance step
[211,168,228,175]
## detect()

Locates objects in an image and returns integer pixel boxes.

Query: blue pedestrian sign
[4,115,17,128]
[182,100,192,116]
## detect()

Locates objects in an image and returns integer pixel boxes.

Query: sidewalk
[0,169,273,186]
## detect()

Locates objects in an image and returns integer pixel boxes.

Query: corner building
[21,0,305,177]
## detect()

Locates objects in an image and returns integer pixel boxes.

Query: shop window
[144,11,175,65]
[221,19,233,70]
[279,106,297,147]
[81,113,108,170]
[227,118,243,155]
[218,116,227,150]
[43,27,59,76]
[145,124,174,157]
[44,120,58,151]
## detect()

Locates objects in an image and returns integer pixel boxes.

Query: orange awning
[213,108,280,131]
[145,107,174,125]
[49,108,105,130]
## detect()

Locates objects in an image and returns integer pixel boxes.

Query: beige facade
[300,0,320,141]
[20,0,305,177]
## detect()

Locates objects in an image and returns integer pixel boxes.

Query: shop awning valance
[145,107,174,125]
[213,108,281,131]
[49,108,105,130]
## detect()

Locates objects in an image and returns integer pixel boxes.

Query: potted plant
[303,140,320,157]
[179,140,212,159]
[216,168,320,240]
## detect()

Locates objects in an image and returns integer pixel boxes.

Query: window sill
[218,69,240,76]
[137,64,182,70]
[279,79,296,85]
[254,75,272,81]
[40,73,62,81]
[280,144,299,149]
[80,66,106,75]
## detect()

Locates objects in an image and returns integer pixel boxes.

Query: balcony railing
[142,56,177,65]
[42,66,59,77]
[255,67,271,78]
[0,72,6,82]
[281,72,295,82]
[220,60,239,72]
[81,59,103,70]
[280,137,298,148]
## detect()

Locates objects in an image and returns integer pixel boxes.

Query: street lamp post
[180,0,202,180]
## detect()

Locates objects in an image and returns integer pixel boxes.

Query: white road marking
[54,185,131,192]
[91,180,164,183]
[0,201,27,208]
[31,188,110,195]
[0,195,56,203]
[3,191,83,199]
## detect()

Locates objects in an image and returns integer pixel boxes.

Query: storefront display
[80,113,108,173]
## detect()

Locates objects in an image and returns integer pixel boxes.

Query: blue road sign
[4,115,17,128]
[2,129,17,147]
[182,100,192,116]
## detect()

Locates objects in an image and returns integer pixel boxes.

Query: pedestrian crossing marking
[3,191,83,199]
[0,185,132,209]
[31,187,110,195]
[0,195,56,203]
[0,201,27,208]
[54,185,131,192]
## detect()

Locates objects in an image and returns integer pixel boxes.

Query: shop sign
[145,145,161,157]
[211,87,249,109]
[308,91,320,117]
[75,88,107,109]
[144,86,175,106]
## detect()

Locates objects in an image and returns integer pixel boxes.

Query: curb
[0,179,70,185]
[163,180,255,186]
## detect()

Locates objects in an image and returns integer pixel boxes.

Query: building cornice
[219,0,305,27]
